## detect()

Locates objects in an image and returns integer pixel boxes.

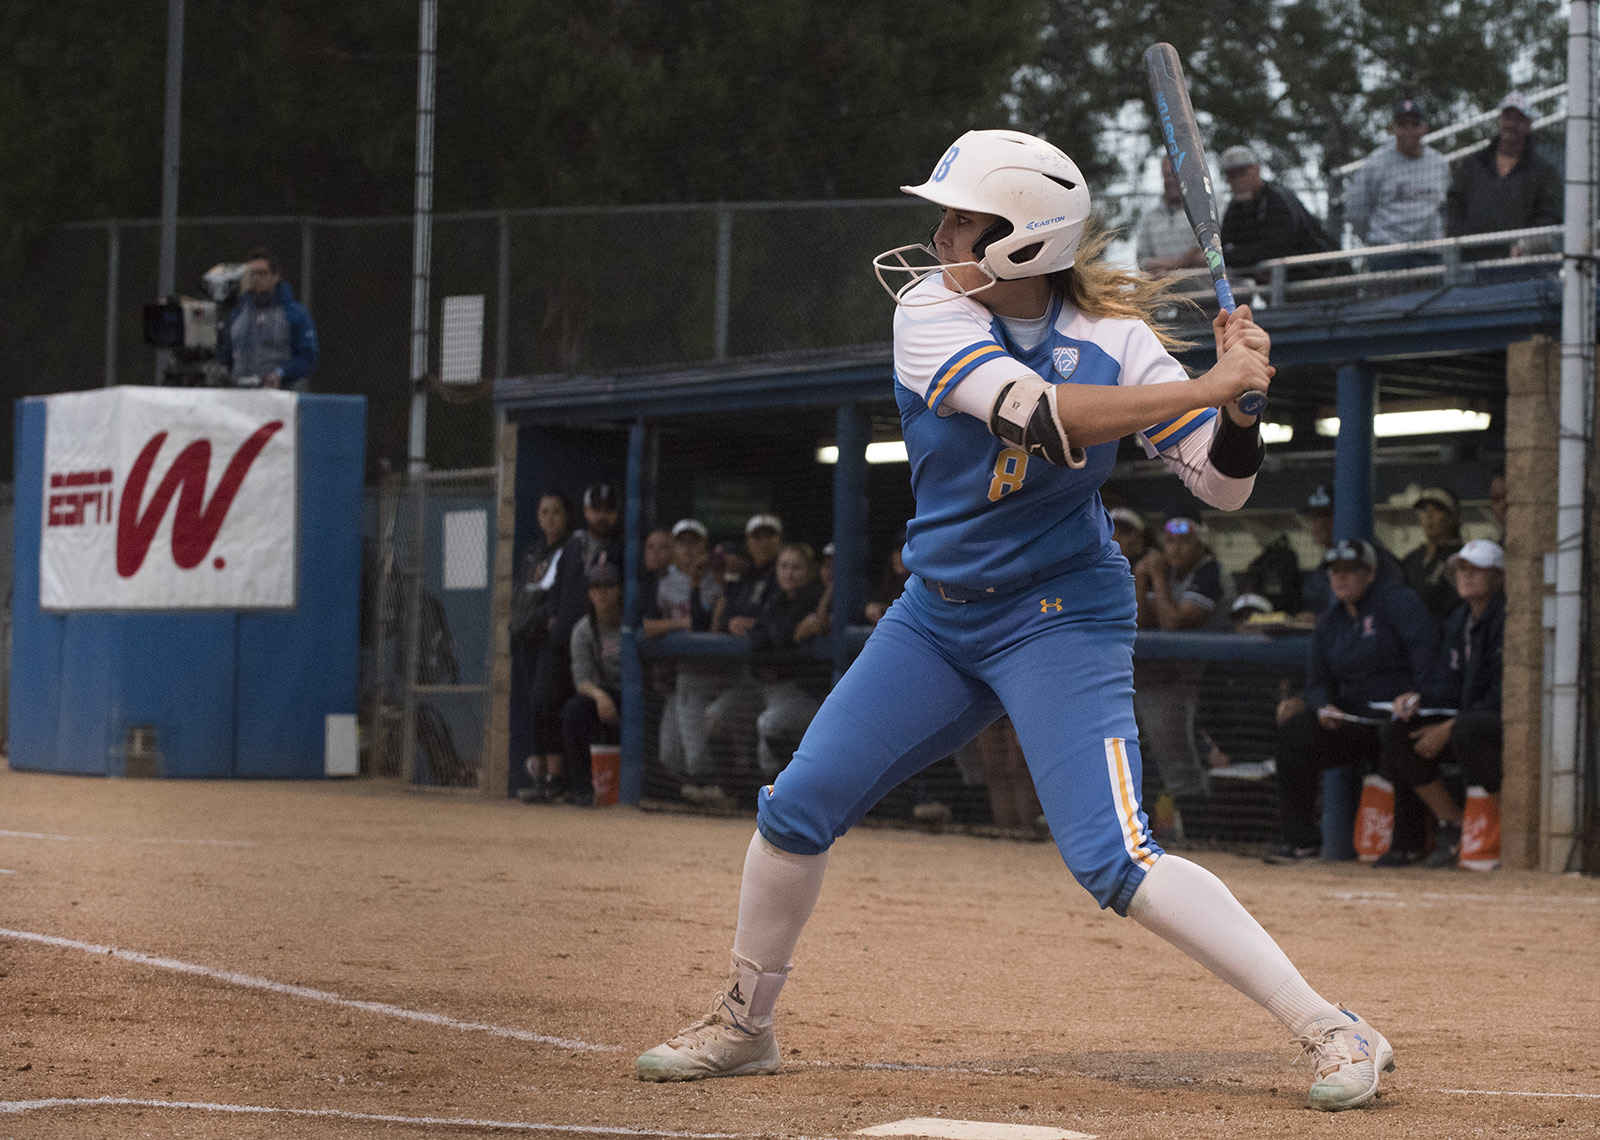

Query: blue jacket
[1423,592,1505,715]
[1304,576,1439,714]
[220,280,319,387]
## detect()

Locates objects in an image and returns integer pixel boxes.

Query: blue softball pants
[757,547,1161,915]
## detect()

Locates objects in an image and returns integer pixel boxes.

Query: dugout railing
[630,627,1309,848]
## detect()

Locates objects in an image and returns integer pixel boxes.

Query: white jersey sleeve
[892,277,1037,421]
[1090,315,1255,510]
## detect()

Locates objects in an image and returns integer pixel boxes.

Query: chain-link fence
[367,467,498,787]
[631,632,1303,847]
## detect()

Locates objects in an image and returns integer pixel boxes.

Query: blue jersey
[892,276,1215,586]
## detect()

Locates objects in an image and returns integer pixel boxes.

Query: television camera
[142,263,249,387]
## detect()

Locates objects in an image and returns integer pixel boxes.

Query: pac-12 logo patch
[1052,347,1080,379]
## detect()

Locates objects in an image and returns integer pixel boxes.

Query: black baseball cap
[1392,97,1427,120]
[583,482,619,510]
[1322,538,1377,569]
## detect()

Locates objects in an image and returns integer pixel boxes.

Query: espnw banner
[40,388,298,610]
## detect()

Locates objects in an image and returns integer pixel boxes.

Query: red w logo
[116,421,285,578]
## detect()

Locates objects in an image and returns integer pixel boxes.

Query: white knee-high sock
[1128,854,1342,1035]
[729,832,829,1021]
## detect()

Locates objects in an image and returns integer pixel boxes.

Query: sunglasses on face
[1164,519,1197,536]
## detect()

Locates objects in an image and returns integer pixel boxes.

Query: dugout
[9,389,365,779]
[495,271,1562,862]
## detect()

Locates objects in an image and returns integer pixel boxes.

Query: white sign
[41,387,298,610]
[442,509,488,590]
[440,294,485,385]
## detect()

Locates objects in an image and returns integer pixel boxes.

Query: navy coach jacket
[1304,577,1439,715]
[1422,592,1506,715]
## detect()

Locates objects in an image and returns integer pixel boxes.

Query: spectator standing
[1132,516,1233,798]
[562,562,626,806]
[1136,157,1207,276]
[707,543,827,781]
[1346,98,1449,269]
[514,491,573,802]
[1446,92,1562,258]
[1270,540,1438,860]
[219,247,319,389]
[1219,147,1337,280]
[1400,486,1464,627]
[713,515,784,634]
[643,519,724,799]
[1489,468,1508,542]
[1378,539,1505,867]
[531,482,623,799]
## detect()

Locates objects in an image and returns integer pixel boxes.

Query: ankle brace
[724,951,792,1029]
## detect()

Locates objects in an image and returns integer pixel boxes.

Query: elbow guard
[989,375,1086,468]
[1207,408,1265,478]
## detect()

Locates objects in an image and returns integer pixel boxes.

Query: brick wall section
[1501,337,1560,868]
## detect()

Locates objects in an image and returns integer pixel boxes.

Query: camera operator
[218,247,319,390]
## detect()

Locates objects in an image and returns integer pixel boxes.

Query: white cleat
[635,992,781,1082]
[1294,1005,1395,1111]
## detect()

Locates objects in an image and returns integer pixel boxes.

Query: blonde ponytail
[1047,221,1198,351]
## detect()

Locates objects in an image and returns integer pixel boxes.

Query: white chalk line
[0,1097,838,1137]
[1326,889,1600,906]
[1436,1088,1600,1100]
[0,927,619,1053]
[0,827,257,847]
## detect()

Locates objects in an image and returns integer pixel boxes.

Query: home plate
[855,1119,1094,1140]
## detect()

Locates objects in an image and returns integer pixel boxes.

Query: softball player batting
[637,129,1393,1112]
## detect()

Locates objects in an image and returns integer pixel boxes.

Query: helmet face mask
[873,129,1093,307]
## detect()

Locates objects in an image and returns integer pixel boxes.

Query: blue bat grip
[1213,277,1267,417]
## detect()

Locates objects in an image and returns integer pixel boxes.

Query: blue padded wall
[8,393,364,779]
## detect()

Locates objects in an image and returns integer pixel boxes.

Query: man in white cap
[1446,91,1562,258]
[1378,539,1505,867]
[1218,144,1337,279]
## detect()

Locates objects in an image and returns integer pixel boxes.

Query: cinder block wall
[1501,337,1560,870]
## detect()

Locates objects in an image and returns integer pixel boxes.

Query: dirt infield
[1,767,1597,1139]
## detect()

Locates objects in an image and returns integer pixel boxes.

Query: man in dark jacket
[1446,92,1562,259]
[1379,539,1505,866]
[1219,146,1337,282]
[219,247,319,389]
[1270,539,1439,860]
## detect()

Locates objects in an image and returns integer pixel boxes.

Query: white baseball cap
[1109,507,1144,532]
[1232,592,1274,615]
[1221,145,1261,171]
[1498,91,1532,118]
[745,513,783,536]
[1450,538,1504,570]
[671,518,707,540]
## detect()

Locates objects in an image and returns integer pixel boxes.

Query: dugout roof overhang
[494,275,1563,423]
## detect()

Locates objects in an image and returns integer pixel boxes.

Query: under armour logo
[728,982,745,1005]
[1040,597,1063,614]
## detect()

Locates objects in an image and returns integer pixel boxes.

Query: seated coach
[1270,539,1438,860]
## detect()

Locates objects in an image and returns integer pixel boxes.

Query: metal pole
[620,422,647,806]
[155,0,185,384]
[104,221,121,388]
[1548,0,1598,872]
[1332,363,1376,542]
[496,210,510,379]
[713,205,732,360]
[407,0,438,476]
[399,475,429,785]
[831,405,870,680]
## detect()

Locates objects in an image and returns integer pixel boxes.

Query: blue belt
[919,550,1096,604]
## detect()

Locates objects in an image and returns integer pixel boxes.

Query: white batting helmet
[874,129,1093,306]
